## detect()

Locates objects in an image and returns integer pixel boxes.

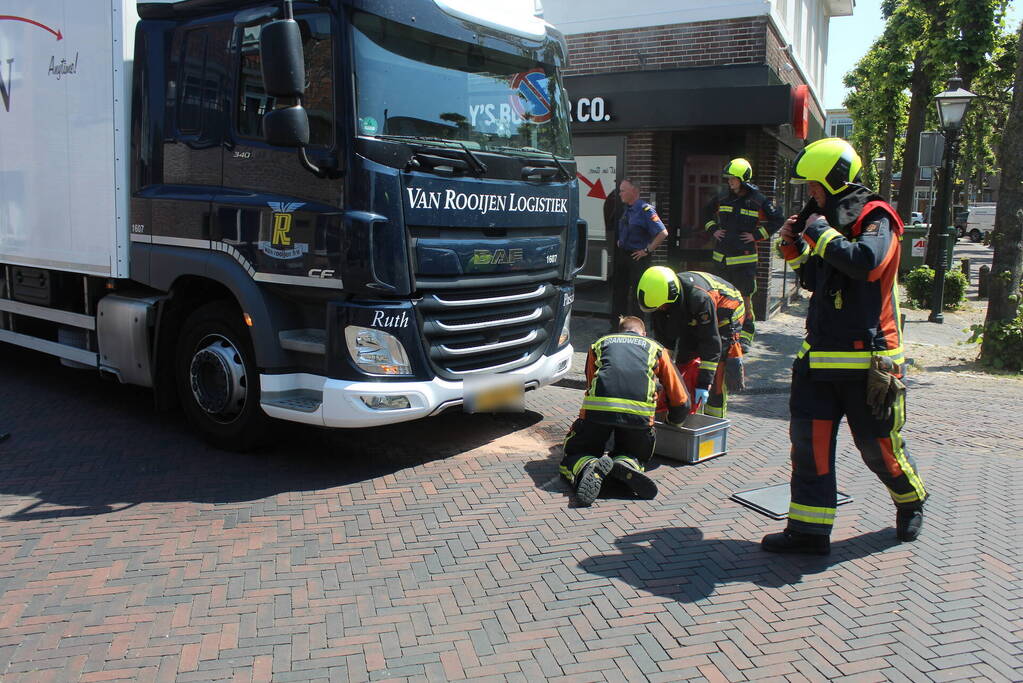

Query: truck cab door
[146,22,230,249]
[214,12,344,290]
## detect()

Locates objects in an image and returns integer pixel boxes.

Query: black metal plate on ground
[731,483,852,520]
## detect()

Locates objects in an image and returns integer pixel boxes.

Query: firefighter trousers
[787,368,927,536]
[714,262,756,347]
[701,340,743,418]
[560,418,655,482]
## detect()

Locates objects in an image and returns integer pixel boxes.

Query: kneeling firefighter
[638,267,746,418]
[560,316,691,506]
[762,137,927,555]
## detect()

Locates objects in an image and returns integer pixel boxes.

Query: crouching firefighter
[762,137,927,556]
[561,316,691,506]
[639,267,746,418]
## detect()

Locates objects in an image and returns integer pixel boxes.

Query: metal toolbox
[653,413,730,464]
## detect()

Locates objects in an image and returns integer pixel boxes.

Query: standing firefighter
[638,267,745,419]
[561,316,690,506]
[762,138,927,555]
[704,158,785,351]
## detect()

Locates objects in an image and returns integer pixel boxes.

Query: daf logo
[309,269,335,279]
[472,248,523,265]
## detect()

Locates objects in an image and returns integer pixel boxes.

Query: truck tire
[176,301,268,451]
[969,228,982,243]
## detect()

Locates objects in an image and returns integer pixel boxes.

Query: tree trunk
[981,21,1023,364]
[881,119,897,201]
[896,53,932,225]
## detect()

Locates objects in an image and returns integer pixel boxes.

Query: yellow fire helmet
[722,158,753,182]
[790,137,862,194]
[637,266,682,312]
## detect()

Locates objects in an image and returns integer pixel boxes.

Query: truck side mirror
[259,19,305,98]
[264,106,310,147]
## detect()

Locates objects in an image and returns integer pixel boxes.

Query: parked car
[910,211,924,225]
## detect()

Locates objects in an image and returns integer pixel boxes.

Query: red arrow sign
[576,172,608,200]
[0,16,63,40]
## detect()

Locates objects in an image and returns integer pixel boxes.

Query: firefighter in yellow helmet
[637,266,745,420]
[560,315,691,506]
[703,158,784,354]
[762,138,927,555]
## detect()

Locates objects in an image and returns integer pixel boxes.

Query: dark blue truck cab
[124,0,583,447]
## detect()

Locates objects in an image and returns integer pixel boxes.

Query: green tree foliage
[842,0,1012,214]
[959,29,1017,200]
[843,37,909,195]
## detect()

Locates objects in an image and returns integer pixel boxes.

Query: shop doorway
[676,154,729,268]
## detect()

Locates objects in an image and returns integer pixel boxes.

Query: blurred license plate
[463,375,524,413]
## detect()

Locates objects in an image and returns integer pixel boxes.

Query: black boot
[761,528,831,555]
[609,456,658,499]
[574,455,613,507]
[896,509,923,542]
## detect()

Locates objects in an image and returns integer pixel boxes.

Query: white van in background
[966,203,997,242]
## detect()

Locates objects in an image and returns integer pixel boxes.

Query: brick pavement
[1,325,1022,681]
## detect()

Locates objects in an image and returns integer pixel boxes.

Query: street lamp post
[928,77,976,323]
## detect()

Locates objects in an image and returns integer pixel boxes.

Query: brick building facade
[544,0,852,321]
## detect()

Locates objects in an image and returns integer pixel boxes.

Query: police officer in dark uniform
[610,178,668,327]
[703,158,784,351]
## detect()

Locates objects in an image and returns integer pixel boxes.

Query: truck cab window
[351,12,572,159]
[236,14,334,146]
[178,29,208,133]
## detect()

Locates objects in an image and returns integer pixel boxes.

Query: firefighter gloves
[725,356,746,393]
[693,388,710,409]
[866,355,904,420]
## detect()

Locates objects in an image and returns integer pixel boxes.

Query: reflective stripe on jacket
[580,332,691,427]
[779,188,905,377]
[704,183,785,264]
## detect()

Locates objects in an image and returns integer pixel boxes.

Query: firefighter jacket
[579,332,690,427]
[651,272,745,389]
[777,185,905,379]
[704,183,785,267]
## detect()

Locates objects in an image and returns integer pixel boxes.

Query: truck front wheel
[176,301,268,451]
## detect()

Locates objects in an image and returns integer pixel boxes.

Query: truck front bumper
[259,344,573,428]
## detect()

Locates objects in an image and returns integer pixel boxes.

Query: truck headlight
[345,326,412,375]
[558,309,571,347]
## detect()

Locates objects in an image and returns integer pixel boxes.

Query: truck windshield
[352,12,572,159]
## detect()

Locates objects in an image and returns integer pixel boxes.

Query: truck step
[279,329,327,355]
[261,389,323,414]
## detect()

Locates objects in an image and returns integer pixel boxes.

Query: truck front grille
[417,283,557,379]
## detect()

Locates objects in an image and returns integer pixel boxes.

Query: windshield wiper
[492,146,570,181]
[374,134,487,176]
